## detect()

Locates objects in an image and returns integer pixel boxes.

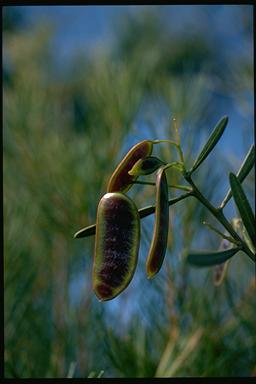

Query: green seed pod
[107,140,153,193]
[128,156,166,177]
[146,167,169,279]
[93,192,140,301]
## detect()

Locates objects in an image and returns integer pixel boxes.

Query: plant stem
[135,192,193,219]
[202,221,239,245]
[185,175,255,262]
[177,147,185,166]
[173,118,185,165]
[164,161,184,172]
[74,192,193,239]
[131,180,191,192]
[139,192,192,218]
[152,139,179,147]
[152,139,185,165]
[152,139,182,161]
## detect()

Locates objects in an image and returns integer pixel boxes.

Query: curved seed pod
[93,192,140,301]
[128,156,166,177]
[107,140,153,193]
[146,167,169,279]
[213,238,231,286]
[213,260,230,286]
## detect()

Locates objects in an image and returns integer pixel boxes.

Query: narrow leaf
[74,223,96,238]
[190,116,228,173]
[229,173,256,246]
[74,192,191,239]
[187,247,240,267]
[220,145,255,208]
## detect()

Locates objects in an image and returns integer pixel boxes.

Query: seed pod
[107,140,153,193]
[93,192,140,301]
[213,238,231,286]
[146,167,169,279]
[213,260,229,286]
[128,156,166,177]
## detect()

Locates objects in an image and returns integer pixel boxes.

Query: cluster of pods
[92,140,170,301]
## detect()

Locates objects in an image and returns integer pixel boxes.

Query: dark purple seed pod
[146,167,169,279]
[93,192,140,301]
[107,140,153,193]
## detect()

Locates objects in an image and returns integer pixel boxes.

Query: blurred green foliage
[3,6,255,378]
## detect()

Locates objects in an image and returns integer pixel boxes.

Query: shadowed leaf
[220,145,255,209]
[187,247,240,267]
[229,173,256,246]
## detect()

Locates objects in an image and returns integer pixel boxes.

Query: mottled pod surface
[93,192,140,301]
[107,140,153,193]
[146,167,169,279]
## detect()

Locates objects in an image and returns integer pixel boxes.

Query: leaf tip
[73,230,83,239]
[229,172,237,184]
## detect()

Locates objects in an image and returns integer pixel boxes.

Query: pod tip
[146,273,155,280]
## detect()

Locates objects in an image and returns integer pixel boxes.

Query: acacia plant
[74,116,255,301]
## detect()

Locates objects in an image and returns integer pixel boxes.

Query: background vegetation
[3,5,255,378]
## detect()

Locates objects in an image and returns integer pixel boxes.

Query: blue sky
[17,5,253,155]
[17,5,252,65]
